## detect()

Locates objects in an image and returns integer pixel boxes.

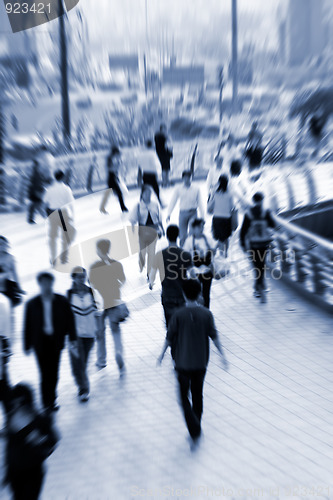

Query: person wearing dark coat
[27,160,47,224]
[23,272,77,412]
[154,124,173,187]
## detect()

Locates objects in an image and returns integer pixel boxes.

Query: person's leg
[138,227,148,272]
[48,217,59,266]
[178,211,190,247]
[177,370,201,438]
[199,273,213,309]
[60,222,70,264]
[80,338,94,394]
[100,188,111,213]
[95,314,107,368]
[190,370,206,424]
[69,337,85,393]
[152,175,160,202]
[47,348,62,408]
[106,309,124,372]
[109,173,128,212]
[162,298,185,328]
[27,201,36,223]
[252,248,264,294]
[162,169,167,187]
[146,235,158,277]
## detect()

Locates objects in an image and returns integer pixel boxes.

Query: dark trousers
[69,337,94,394]
[108,172,127,211]
[198,272,213,309]
[162,297,185,327]
[142,173,160,202]
[177,369,206,439]
[251,247,268,290]
[8,468,44,500]
[27,200,44,223]
[35,337,62,409]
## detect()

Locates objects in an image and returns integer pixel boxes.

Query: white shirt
[211,191,234,218]
[137,150,161,176]
[42,296,54,335]
[129,200,162,226]
[0,294,10,339]
[167,184,205,218]
[44,181,75,214]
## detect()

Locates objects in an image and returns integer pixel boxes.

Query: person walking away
[44,170,75,266]
[208,174,234,258]
[154,124,173,187]
[221,134,242,171]
[167,170,205,247]
[137,140,162,205]
[27,160,47,225]
[4,383,59,500]
[158,279,228,445]
[240,192,276,303]
[87,154,98,194]
[245,121,264,171]
[183,219,216,309]
[23,272,78,412]
[99,146,128,214]
[228,160,249,213]
[89,240,129,374]
[149,225,192,327]
[67,267,100,403]
[129,185,164,278]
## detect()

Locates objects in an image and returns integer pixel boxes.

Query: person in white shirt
[166,171,205,247]
[207,174,235,258]
[137,140,162,205]
[44,170,75,266]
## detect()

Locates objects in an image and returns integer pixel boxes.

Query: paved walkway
[1,185,333,499]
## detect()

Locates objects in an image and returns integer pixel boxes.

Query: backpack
[246,209,273,247]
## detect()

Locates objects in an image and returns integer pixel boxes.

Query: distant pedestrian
[207,174,235,258]
[100,146,128,214]
[89,240,128,374]
[44,170,76,266]
[154,124,173,187]
[137,140,162,204]
[245,121,264,171]
[67,267,99,403]
[183,219,216,309]
[129,185,164,278]
[87,154,98,194]
[27,160,47,225]
[158,279,228,444]
[4,383,59,500]
[206,156,224,199]
[240,192,276,303]
[167,170,205,247]
[149,225,192,327]
[23,272,78,412]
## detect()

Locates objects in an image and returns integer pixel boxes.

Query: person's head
[191,218,205,237]
[217,174,228,193]
[37,272,55,295]
[230,160,242,178]
[182,170,192,187]
[71,266,87,287]
[0,235,9,253]
[54,170,65,182]
[252,191,264,207]
[140,184,152,204]
[166,225,179,243]
[146,139,153,149]
[10,383,35,412]
[96,239,111,259]
[182,278,202,302]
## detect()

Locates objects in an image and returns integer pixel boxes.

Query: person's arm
[118,263,126,287]
[208,314,229,370]
[23,302,32,354]
[64,298,77,343]
[240,214,251,249]
[9,256,21,286]
[166,187,179,221]
[158,315,176,364]
[157,339,170,365]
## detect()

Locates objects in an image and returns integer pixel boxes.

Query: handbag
[3,280,24,307]
[231,208,238,232]
[113,302,130,323]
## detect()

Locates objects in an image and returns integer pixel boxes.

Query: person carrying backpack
[240,192,276,303]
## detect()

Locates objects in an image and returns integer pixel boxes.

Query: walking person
[99,146,128,214]
[240,192,276,303]
[206,155,224,199]
[129,185,164,278]
[208,174,235,258]
[166,170,205,247]
[183,219,216,309]
[23,272,78,412]
[154,124,173,187]
[27,160,47,225]
[44,170,76,266]
[158,279,228,445]
[137,140,162,204]
[149,225,192,327]
[67,267,99,403]
[4,383,59,500]
[245,121,264,171]
[0,293,11,418]
[0,236,24,299]
[89,240,129,374]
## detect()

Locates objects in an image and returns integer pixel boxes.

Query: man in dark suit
[154,124,173,187]
[23,272,77,412]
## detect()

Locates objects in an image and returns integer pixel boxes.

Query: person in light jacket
[129,185,164,278]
